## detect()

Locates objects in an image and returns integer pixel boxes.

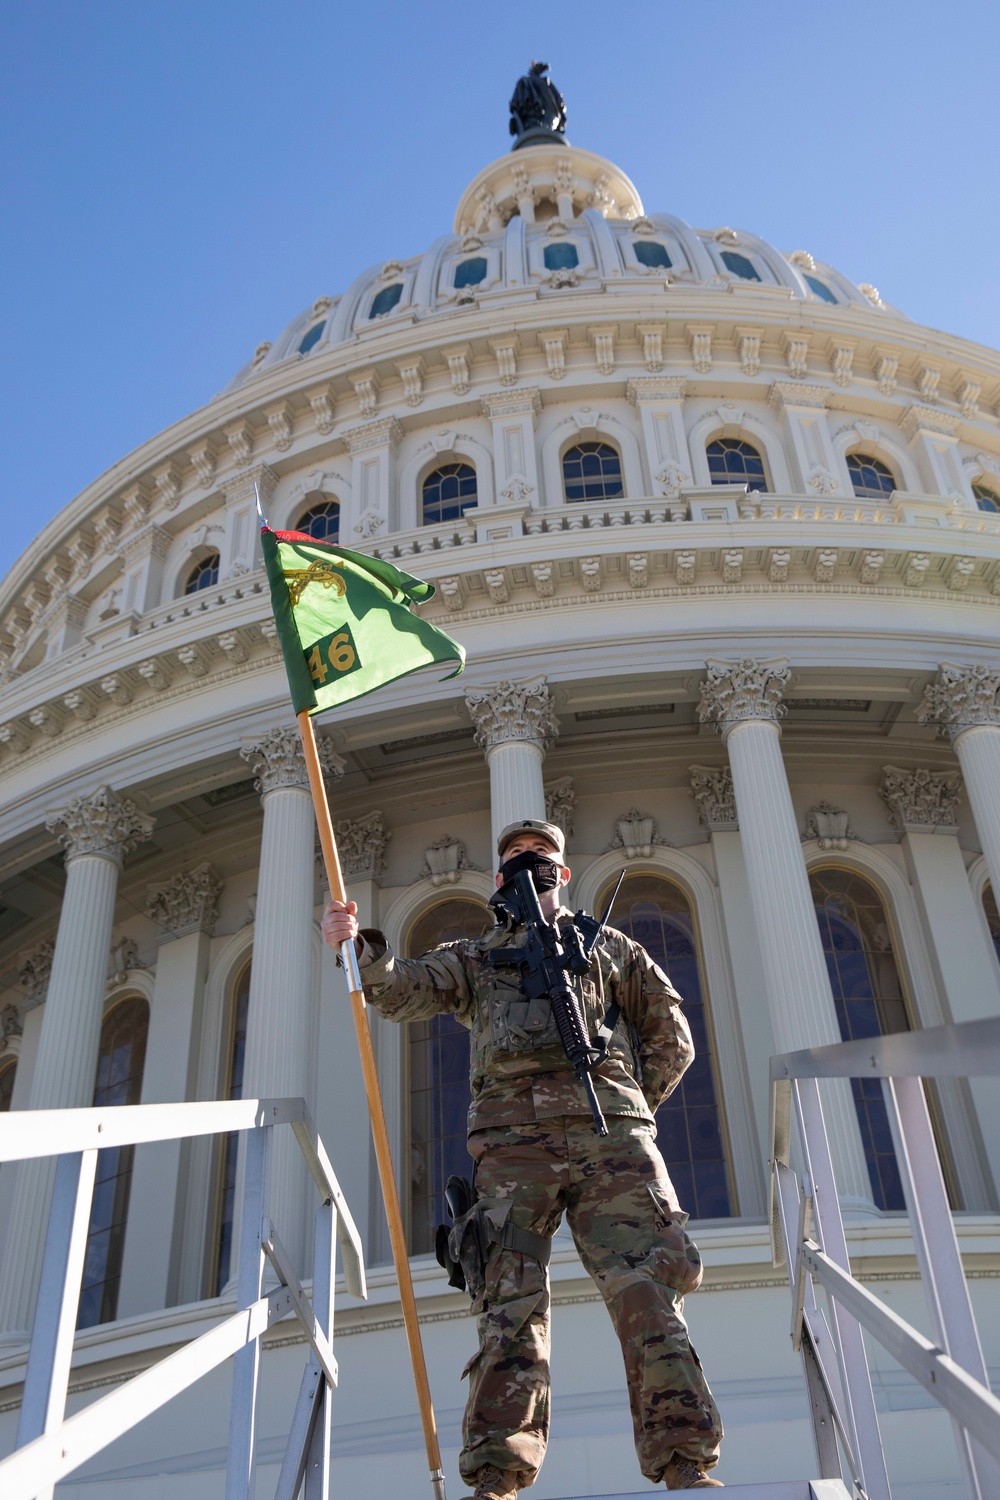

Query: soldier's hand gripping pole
[297,710,447,1500]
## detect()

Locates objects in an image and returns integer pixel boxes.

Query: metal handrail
[0,1097,366,1500]
[769,1019,1000,1500]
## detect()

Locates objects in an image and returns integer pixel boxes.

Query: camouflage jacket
[357,908,694,1134]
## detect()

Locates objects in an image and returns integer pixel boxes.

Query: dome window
[847,453,896,499]
[297,321,325,355]
[563,441,624,504]
[297,499,340,543]
[707,438,768,492]
[455,257,487,289]
[369,283,403,318]
[543,242,579,272]
[804,274,838,305]
[972,482,1000,514]
[184,552,220,594]
[634,241,672,270]
[721,250,761,282]
[422,463,478,526]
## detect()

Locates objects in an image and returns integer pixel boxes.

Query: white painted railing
[770,1018,1000,1500]
[0,1097,365,1500]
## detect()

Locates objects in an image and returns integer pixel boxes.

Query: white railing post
[225,1120,272,1500]
[795,1077,892,1500]
[884,1074,1000,1499]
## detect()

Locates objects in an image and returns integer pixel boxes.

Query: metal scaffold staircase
[0,1096,365,1500]
[1,1019,1000,1497]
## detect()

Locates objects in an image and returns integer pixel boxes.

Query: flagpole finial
[254,482,269,529]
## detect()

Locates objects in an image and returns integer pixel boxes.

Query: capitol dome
[1,67,999,1500]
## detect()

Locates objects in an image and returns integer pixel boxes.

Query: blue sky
[2,0,997,574]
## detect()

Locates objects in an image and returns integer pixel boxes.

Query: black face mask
[497,850,561,892]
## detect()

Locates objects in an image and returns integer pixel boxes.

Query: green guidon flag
[261,527,465,714]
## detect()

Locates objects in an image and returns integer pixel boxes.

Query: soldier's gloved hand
[321,899,360,951]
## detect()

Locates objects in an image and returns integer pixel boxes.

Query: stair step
[553,1483,852,1499]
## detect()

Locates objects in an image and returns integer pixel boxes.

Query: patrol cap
[496,819,566,862]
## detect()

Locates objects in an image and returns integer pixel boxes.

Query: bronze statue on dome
[509,61,569,150]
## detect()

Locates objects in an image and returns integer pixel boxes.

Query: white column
[344,417,403,539]
[626,376,692,503]
[879,768,1000,1208]
[220,462,275,581]
[900,406,965,499]
[919,664,1000,895]
[465,677,557,852]
[238,727,344,1274]
[0,786,154,1335]
[117,866,223,1317]
[698,660,874,1209]
[767,382,841,495]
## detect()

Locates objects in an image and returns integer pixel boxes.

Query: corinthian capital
[146,863,223,937]
[697,658,790,732]
[689,765,738,831]
[45,784,154,865]
[879,765,964,832]
[240,725,345,795]
[917,663,1000,739]
[465,677,558,752]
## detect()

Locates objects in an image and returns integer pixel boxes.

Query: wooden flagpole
[296,709,447,1500]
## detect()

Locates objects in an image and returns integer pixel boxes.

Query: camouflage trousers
[459,1115,723,1488]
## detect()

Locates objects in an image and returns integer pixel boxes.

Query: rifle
[488,868,626,1136]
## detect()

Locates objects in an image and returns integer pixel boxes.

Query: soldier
[322,819,724,1494]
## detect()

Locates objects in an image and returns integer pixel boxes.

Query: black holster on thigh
[435,1175,552,1300]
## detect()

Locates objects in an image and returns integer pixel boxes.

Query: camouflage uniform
[358,907,723,1487]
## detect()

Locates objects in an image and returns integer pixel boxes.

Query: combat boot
[663,1453,724,1489]
[467,1466,520,1500]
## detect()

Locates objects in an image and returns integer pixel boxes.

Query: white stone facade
[0,126,999,1500]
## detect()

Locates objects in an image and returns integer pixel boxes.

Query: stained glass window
[455,257,487,289]
[214,960,251,1296]
[298,321,325,355]
[804,274,838,305]
[721,250,761,282]
[983,883,1000,966]
[543,242,579,271]
[562,441,624,504]
[77,996,149,1328]
[606,874,733,1220]
[847,453,896,499]
[635,241,672,269]
[707,438,768,492]
[811,868,915,1210]
[370,283,403,318]
[185,553,220,594]
[297,498,340,544]
[972,482,1000,514]
[422,463,478,525]
[407,899,489,1254]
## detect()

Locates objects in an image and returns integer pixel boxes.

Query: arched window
[77,995,149,1328]
[811,868,921,1210]
[983,883,1000,966]
[213,959,251,1296]
[369,283,402,318]
[0,1058,15,1113]
[407,898,489,1254]
[721,250,761,282]
[847,452,896,499]
[421,463,478,525]
[972,482,1000,514]
[184,553,220,595]
[296,498,340,544]
[604,873,733,1220]
[634,241,672,270]
[298,321,325,355]
[804,274,838,305]
[455,257,487,289]
[707,437,768,492]
[543,242,579,271]
[562,441,624,504]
